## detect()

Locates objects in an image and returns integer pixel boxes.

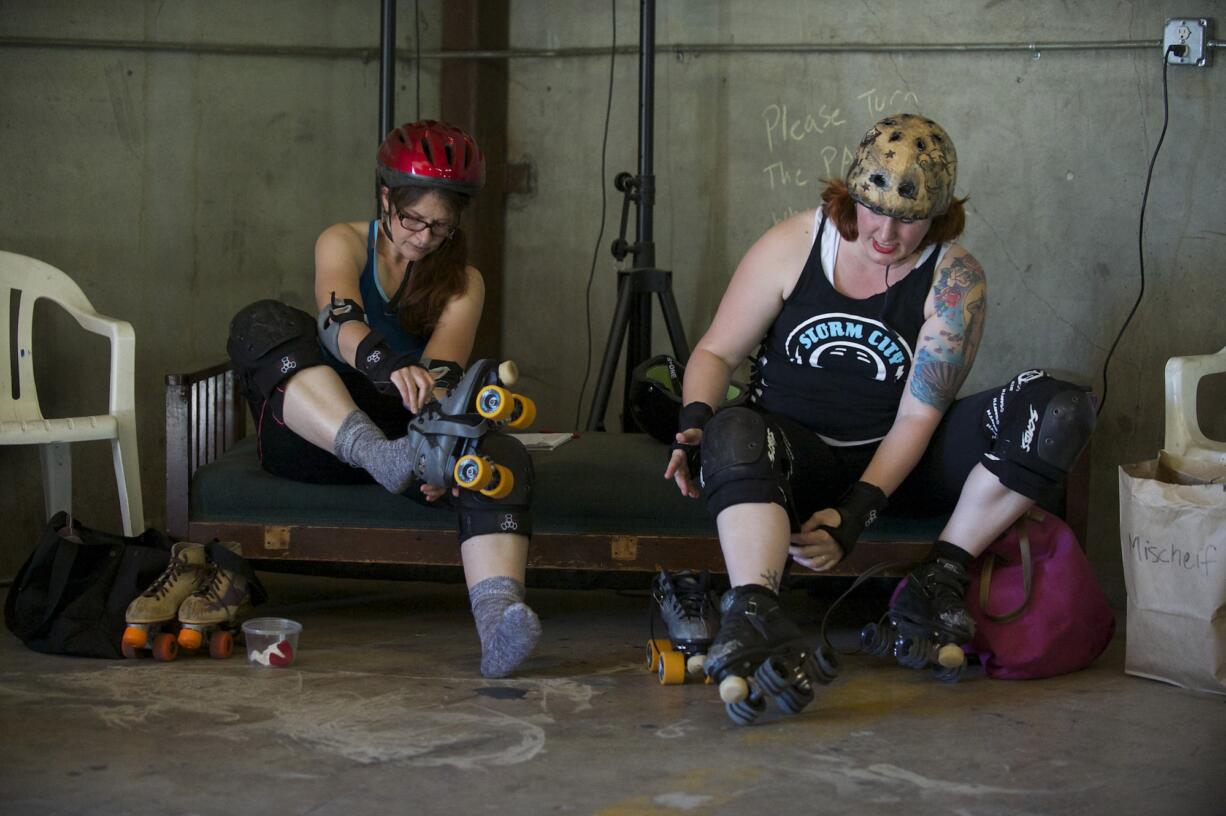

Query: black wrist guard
[419,357,464,392]
[354,330,419,394]
[821,481,889,557]
[677,401,714,433]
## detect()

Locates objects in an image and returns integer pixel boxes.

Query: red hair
[820,179,967,249]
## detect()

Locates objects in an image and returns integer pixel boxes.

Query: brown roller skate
[176,541,255,660]
[122,542,208,661]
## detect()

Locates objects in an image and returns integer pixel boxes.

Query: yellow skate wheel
[209,630,233,660]
[718,675,749,704]
[480,464,515,500]
[506,395,537,430]
[645,638,670,671]
[685,653,706,677]
[658,649,687,685]
[454,454,492,490]
[937,643,966,668]
[122,625,148,652]
[178,627,204,652]
[476,385,515,421]
[152,633,179,662]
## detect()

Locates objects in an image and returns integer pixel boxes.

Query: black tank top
[750,210,941,444]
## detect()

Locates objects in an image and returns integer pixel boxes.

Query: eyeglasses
[395,209,457,239]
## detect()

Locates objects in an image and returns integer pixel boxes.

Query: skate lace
[670,574,712,620]
[145,557,187,600]
[196,563,225,601]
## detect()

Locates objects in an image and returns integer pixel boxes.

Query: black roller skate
[704,585,839,726]
[646,569,720,685]
[861,556,973,682]
[405,359,535,498]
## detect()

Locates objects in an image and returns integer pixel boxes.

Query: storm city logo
[782,312,913,382]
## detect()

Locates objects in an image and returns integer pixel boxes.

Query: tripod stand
[585,0,691,432]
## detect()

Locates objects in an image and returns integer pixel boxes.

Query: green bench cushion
[191,432,947,541]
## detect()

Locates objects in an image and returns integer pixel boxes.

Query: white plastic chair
[1164,345,1226,465]
[0,251,144,534]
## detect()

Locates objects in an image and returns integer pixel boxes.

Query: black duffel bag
[4,511,173,658]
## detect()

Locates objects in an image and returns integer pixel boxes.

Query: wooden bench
[166,364,1088,578]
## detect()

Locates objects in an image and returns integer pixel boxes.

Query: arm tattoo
[759,569,781,592]
[910,254,987,411]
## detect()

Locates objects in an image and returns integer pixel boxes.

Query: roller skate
[645,569,720,685]
[704,585,839,726]
[121,542,209,660]
[861,556,972,682]
[405,359,535,499]
[176,541,262,660]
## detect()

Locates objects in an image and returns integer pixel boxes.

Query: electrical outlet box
[1164,18,1212,67]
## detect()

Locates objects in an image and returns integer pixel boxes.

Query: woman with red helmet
[659,114,1095,720]
[225,121,540,678]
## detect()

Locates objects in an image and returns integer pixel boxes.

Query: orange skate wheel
[178,627,204,652]
[645,638,670,671]
[476,385,515,421]
[936,643,966,668]
[454,454,492,490]
[506,395,537,430]
[122,625,148,651]
[657,649,687,685]
[209,630,233,660]
[480,464,515,500]
[152,632,179,662]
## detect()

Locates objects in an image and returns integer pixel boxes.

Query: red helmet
[376,120,485,195]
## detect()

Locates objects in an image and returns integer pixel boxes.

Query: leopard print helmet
[846,113,957,220]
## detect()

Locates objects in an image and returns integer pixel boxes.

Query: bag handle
[6,527,83,638]
[978,512,1038,624]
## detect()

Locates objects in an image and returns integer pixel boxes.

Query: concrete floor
[1,573,1223,816]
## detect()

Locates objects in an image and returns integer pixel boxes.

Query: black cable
[1098,45,1177,417]
[574,0,617,429]
[414,0,421,118]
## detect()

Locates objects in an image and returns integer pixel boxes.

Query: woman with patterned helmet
[663,113,1095,713]
[225,121,542,678]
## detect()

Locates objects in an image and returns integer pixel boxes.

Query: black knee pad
[227,300,327,399]
[456,433,534,542]
[699,407,792,518]
[982,370,1096,498]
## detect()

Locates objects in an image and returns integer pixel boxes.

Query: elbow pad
[316,292,366,361]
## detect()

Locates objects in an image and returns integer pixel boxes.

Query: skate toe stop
[718,675,749,704]
[937,643,966,668]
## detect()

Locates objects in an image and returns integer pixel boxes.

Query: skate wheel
[122,625,148,651]
[178,627,203,652]
[657,650,686,685]
[506,395,537,430]
[685,653,706,677]
[775,682,815,716]
[152,632,179,662]
[476,385,515,421]
[860,622,895,658]
[718,675,749,704]
[497,360,519,387]
[933,663,965,683]
[209,630,233,660]
[754,656,793,696]
[811,646,840,683]
[726,693,767,726]
[121,642,139,659]
[936,643,966,669]
[645,639,669,672]
[479,464,515,500]
[454,454,492,490]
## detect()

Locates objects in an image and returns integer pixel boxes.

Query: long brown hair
[820,179,967,249]
[385,185,473,335]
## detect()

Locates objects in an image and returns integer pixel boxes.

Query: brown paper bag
[1119,451,1226,695]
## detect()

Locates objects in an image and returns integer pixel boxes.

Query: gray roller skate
[862,556,972,682]
[704,585,839,726]
[122,541,209,660]
[405,359,535,499]
[646,569,720,684]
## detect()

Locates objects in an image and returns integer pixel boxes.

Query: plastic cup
[242,617,302,668]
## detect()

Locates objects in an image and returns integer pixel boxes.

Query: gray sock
[333,410,415,494]
[469,576,541,678]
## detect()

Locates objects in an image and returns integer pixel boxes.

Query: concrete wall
[2,1,1223,603]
